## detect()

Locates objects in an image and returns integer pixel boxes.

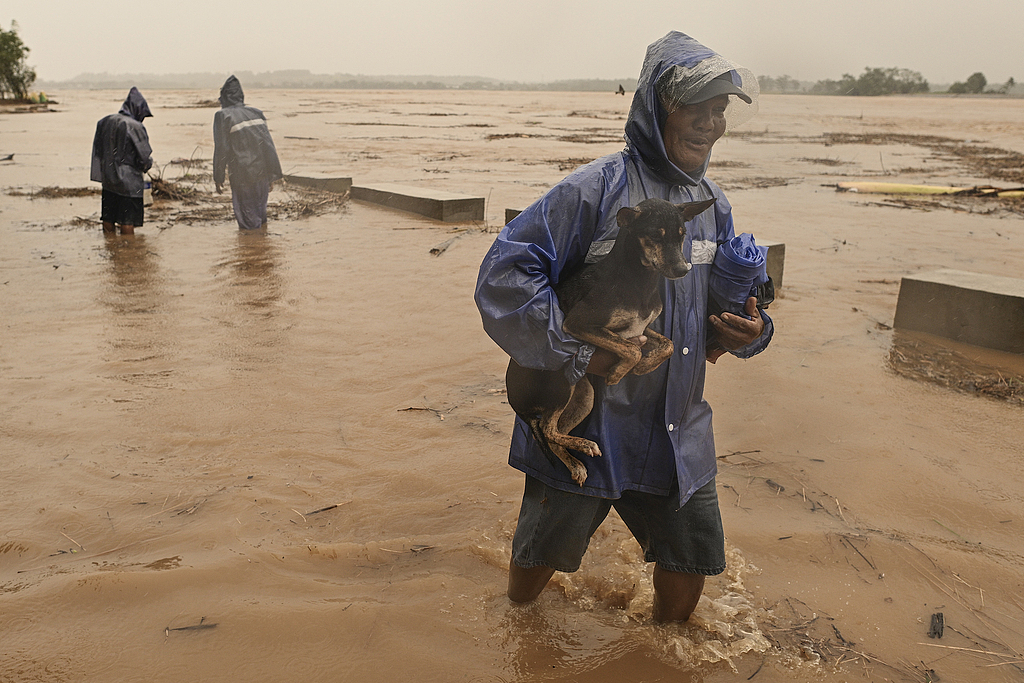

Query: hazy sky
[7,0,1022,85]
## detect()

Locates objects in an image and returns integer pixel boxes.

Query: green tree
[948,72,987,94]
[0,21,36,100]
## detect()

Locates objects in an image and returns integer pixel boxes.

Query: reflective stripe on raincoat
[213,76,283,187]
[474,32,772,507]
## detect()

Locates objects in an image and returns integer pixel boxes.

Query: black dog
[505,197,716,485]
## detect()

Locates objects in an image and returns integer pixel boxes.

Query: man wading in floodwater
[213,76,283,231]
[475,31,773,622]
[90,87,154,236]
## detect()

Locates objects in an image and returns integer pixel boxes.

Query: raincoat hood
[219,76,245,107]
[118,87,152,122]
[624,31,757,186]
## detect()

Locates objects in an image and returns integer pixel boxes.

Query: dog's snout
[666,261,692,279]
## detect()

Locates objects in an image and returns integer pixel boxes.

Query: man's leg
[118,224,135,235]
[613,479,725,623]
[507,562,556,603]
[102,221,116,234]
[507,475,609,604]
[652,565,705,623]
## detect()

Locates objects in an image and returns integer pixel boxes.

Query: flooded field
[2,89,1023,682]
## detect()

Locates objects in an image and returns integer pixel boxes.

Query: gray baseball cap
[688,72,753,104]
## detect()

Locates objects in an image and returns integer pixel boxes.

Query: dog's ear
[677,198,716,222]
[616,205,642,227]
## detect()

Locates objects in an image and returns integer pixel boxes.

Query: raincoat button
[682,347,690,355]
[668,424,675,432]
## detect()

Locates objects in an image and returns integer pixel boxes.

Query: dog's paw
[569,462,589,486]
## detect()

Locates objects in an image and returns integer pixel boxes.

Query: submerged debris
[8,186,99,199]
[888,334,1024,405]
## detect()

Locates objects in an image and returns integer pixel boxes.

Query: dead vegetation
[888,334,1024,405]
[8,186,99,199]
[822,132,1024,186]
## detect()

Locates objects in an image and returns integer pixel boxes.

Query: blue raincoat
[90,87,153,198]
[474,32,773,508]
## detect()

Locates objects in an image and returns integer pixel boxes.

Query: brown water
[2,90,1023,682]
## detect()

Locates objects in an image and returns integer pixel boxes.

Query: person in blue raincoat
[213,75,283,230]
[475,32,774,622]
[90,87,154,235]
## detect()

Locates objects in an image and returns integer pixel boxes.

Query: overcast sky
[7,0,1022,85]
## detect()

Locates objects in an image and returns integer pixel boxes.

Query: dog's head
[615,198,716,279]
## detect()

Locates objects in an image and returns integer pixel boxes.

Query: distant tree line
[760,67,1019,96]
[0,21,36,100]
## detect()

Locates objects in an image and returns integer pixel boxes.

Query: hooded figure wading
[213,75,283,230]
[91,87,154,235]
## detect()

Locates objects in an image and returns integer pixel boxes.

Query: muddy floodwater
[2,90,1023,682]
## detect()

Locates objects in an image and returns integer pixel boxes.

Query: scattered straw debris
[888,334,1024,405]
[8,186,99,199]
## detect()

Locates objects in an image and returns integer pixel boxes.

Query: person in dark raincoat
[213,76,283,230]
[90,87,153,235]
[475,32,772,622]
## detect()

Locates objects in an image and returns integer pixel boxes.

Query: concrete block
[894,269,1024,354]
[351,183,484,222]
[283,174,352,194]
[760,240,785,292]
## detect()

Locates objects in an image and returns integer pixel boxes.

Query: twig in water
[932,519,967,541]
[399,406,446,420]
[60,531,85,551]
[834,498,848,523]
[305,502,351,516]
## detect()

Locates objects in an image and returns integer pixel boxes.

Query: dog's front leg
[631,328,674,375]
[568,327,643,385]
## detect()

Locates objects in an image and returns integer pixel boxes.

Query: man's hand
[215,183,223,194]
[707,297,764,364]
[586,335,647,377]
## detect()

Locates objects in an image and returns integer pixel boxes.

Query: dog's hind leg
[557,377,595,435]
[527,415,590,486]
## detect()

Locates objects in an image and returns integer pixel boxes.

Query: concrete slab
[283,174,352,194]
[760,240,786,292]
[352,183,484,222]
[894,269,1024,354]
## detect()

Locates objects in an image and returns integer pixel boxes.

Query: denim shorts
[511,475,726,575]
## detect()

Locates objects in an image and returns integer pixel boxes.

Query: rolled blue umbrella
[707,233,772,349]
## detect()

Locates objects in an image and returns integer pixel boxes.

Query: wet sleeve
[474,179,604,383]
[213,111,228,185]
[712,189,774,359]
[90,119,104,183]
[128,125,153,173]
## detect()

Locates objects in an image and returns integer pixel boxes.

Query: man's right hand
[215,183,223,194]
[586,336,647,377]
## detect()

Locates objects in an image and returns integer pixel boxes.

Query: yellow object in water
[837,181,1024,197]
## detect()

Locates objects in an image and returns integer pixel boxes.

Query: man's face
[661,94,729,174]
